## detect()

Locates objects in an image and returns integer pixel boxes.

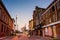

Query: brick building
[0,0,14,37]
[40,0,60,38]
[33,6,45,36]
[33,0,60,38]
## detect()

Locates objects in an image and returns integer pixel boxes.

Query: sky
[2,0,54,31]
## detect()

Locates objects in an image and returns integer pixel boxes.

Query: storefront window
[45,28,48,35]
[45,28,48,32]
[48,27,52,36]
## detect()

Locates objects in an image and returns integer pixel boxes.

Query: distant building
[29,19,33,30]
[21,26,29,36]
[33,0,60,39]
[33,6,45,36]
[22,27,26,32]
[29,19,33,35]
[0,0,14,37]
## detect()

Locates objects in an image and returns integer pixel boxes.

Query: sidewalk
[0,36,8,39]
[0,36,14,40]
[30,35,53,40]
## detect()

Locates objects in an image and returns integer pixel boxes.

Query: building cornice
[42,21,60,28]
[40,0,58,17]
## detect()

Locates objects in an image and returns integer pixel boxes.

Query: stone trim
[42,21,60,28]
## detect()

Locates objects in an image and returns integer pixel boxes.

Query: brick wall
[0,1,14,37]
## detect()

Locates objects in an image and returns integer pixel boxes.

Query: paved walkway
[0,34,53,40]
[30,36,53,40]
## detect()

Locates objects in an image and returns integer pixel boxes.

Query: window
[46,19,47,24]
[45,28,48,35]
[58,12,60,20]
[6,27,8,32]
[5,16,6,22]
[2,14,5,20]
[1,12,4,20]
[46,19,49,24]
[52,6,55,11]
[1,24,3,32]
[48,10,51,15]
[36,17,39,25]
[0,8,1,17]
[45,13,47,18]
[4,26,6,32]
[48,27,52,36]
[49,18,51,23]
[53,14,56,22]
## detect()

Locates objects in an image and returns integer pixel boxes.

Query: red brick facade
[33,6,45,36]
[39,0,60,38]
[33,0,60,38]
[0,0,14,37]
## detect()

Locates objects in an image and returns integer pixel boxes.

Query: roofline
[40,0,58,17]
[46,0,57,10]
[35,6,46,10]
[0,0,13,21]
